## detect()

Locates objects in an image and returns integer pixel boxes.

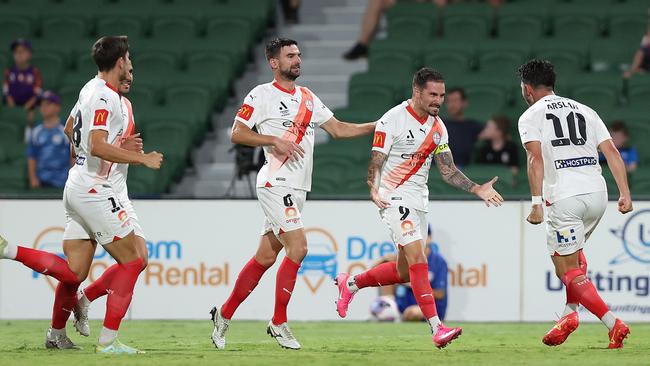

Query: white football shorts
[380,205,428,247]
[62,184,134,246]
[546,191,607,256]
[257,186,306,236]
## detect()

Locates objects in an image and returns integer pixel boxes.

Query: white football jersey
[67,77,128,190]
[109,96,136,200]
[518,94,611,204]
[372,101,450,212]
[234,80,334,191]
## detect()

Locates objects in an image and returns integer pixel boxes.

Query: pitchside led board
[0,200,648,322]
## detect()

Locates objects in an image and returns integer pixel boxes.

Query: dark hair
[518,59,555,89]
[610,120,629,135]
[412,67,444,89]
[92,36,129,72]
[447,87,467,100]
[491,115,511,139]
[265,38,298,60]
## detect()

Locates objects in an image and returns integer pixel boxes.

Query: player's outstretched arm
[600,139,633,214]
[367,150,390,209]
[90,130,162,169]
[523,141,544,224]
[434,151,503,207]
[320,117,376,139]
[231,120,304,161]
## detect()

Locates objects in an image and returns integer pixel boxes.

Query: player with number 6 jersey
[335,68,504,350]
[209,38,375,351]
[517,59,633,349]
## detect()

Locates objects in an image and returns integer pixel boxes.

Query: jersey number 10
[546,112,587,147]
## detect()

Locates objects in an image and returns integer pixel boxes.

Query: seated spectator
[623,25,650,79]
[373,225,448,321]
[442,87,484,168]
[27,91,70,189]
[599,121,639,173]
[476,116,519,175]
[3,39,42,111]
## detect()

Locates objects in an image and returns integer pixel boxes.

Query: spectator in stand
[476,115,519,175]
[623,25,650,79]
[280,0,301,25]
[27,91,71,189]
[3,39,42,111]
[599,121,639,173]
[442,87,484,168]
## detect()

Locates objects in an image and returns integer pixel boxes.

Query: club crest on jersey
[432,131,442,145]
[305,99,314,112]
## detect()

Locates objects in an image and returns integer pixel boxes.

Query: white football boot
[267,321,301,350]
[210,306,230,350]
[45,328,81,350]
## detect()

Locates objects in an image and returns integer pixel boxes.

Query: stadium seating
[311,0,650,199]
[0,0,276,197]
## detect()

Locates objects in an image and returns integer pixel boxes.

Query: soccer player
[0,36,162,352]
[210,37,375,350]
[64,68,151,353]
[335,67,503,349]
[516,59,632,348]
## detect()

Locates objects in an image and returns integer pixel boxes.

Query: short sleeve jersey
[518,94,611,203]
[372,101,450,212]
[234,81,334,191]
[66,77,128,189]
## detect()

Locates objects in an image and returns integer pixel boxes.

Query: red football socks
[15,246,79,284]
[51,281,81,329]
[354,261,405,289]
[566,251,588,305]
[562,268,609,319]
[409,263,438,319]
[272,257,300,325]
[103,258,144,330]
[84,264,121,302]
[221,257,270,319]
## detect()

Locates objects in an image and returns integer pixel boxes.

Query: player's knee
[287,244,308,262]
[256,253,277,268]
[140,256,148,271]
[71,269,88,283]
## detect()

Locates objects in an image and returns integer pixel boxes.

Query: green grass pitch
[0,320,648,365]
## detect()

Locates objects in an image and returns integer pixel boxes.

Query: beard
[280,65,300,81]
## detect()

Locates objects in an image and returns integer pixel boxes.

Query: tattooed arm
[434,151,504,207]
[367,150,391,208]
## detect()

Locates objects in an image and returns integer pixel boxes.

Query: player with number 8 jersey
[209,38,375,351]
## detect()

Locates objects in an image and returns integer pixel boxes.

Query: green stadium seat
[313,157,355,184]
[58,85,79,117]
[386,1,439,22]
[348,84,396,112]
[96,17,145,39]
[589,39,636,73]
[387,16,434,40]
[553,16,600,39]
[0,17,32,50]
[460,85,509,122]
[151,17,198,42]
[41,18,88,41]
[423,39,477,62]
[369,52,419,74]
[627,84,650,108]
[0,161,27,191]
[442,16,490,40]
[461,164,516,191]
[132,52,178,89]
[571,87,619,112]
[369,39,421,62]
[443,2,493,19]
[164,86,211,127]
[423,52,472,80]
[0,122,22,143]
[478,50,527,78]
[535,51,586,77]
[127,86,158,110]
[0,107,28,129]
[609,15,648,42]
[497,16,545,41]
[31,52,65,89]
[205,18,255,47]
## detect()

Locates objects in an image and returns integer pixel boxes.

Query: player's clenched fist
[618,195,633,214]
[526,204,544,225]
[142,151,163,169]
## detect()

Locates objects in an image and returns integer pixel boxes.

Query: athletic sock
[15,246,79,284]
[409,263,438,320]
[3,243,17,259]
[428,316,442,332]
[221,257,270,319]
[103,258,144,331]
[562,268,610,326]
[354,261,405,289]
[98,327,118,346]
[562,303,579,317]
[52,281,81,329]
[50,327,66,336]
[272,257,300,325]
[601,311,617,330]
[84,263,121,302]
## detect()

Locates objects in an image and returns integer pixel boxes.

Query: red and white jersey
[518,94,611,204]
[372,101,450,212]
[66,77,128,190]
[109,96,136,200]
[234,80,334,191]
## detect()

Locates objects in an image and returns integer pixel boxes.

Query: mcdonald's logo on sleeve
[237,103,255,121]
[373,131,386,148]
[93,109,109,126]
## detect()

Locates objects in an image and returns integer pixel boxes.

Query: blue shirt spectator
[395,243,449,320]
[599,121,639,173]
[27,91,70,188]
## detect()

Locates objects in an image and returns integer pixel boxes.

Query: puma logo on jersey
[99,97,108,104]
